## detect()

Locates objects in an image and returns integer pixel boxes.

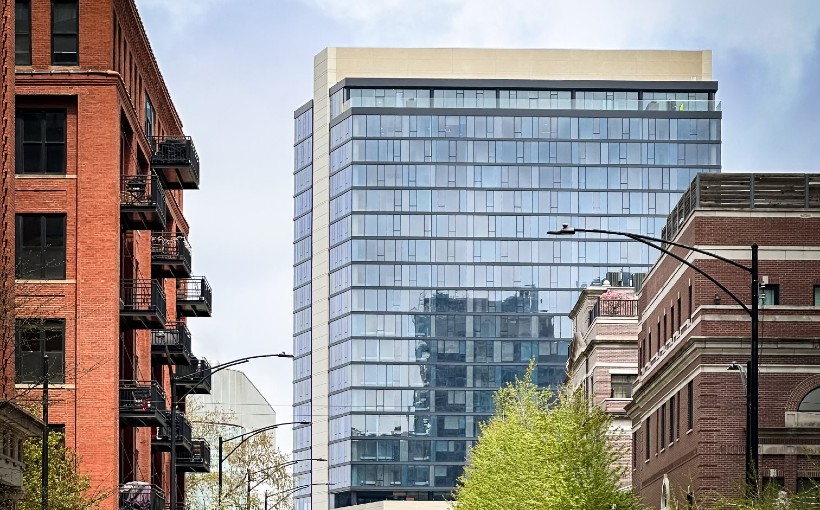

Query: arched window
[799,388,820,412]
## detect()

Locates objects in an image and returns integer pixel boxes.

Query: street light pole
[218,435,223,504]
[749,244,759,491]
[247,468,252,510]
[548,225,760,494]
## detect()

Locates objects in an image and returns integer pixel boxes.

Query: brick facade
[11,1,203,508]
[0,0,17,402]
[628,185,820,508]
[568,285,640,489]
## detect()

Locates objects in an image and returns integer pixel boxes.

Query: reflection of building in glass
[292,48,721,508]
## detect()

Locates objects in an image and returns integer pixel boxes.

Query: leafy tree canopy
[454,364,643,510]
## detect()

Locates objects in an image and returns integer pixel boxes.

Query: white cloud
[300,0,820,93]
[135,0,230,32]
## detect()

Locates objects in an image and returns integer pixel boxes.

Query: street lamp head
[728,361,743,372]
[314,458,328,462]
[298,421,311,425]
[546,223,576,235]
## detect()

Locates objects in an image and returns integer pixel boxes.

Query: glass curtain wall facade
[293,102,314,501]
[295,81,721,508]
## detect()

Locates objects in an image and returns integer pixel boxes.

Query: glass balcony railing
[344,97,720,112]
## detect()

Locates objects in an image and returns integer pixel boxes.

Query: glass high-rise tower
[293,48,721,509]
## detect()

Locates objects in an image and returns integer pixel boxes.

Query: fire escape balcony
[177,438,211,473]
[118,482,165,510]
[151,322,192,366]
[151,233,192,278]
[174,357,211,395]
[152,410,192,454]
[150,135,200,190]
[120,279,167,329]
[176,277,212,317]
[119,381,168,428]
[121,172,167,231]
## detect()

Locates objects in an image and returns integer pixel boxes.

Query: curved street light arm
[620,232,751,316]
[188,420,245,430]
[174,353,294,403]
[268,484,334,509]
[246,458,327,479]
[551,226,753,274]
[223,421,310,461]
[547,225,752,316]
[248,458,328,493]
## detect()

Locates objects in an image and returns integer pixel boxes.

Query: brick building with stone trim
[568,284,640,489]
[627,173,820,509]
[10,1,212,508]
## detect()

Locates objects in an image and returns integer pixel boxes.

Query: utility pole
[218,436,223,504]
[247,468,252,510]
[41,354,48,510]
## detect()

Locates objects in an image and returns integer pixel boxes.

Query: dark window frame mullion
[15,319,65,384]
[15,213,67,279]
[16,109,67,175]
[51,0,79,66]
[15,0,32,66]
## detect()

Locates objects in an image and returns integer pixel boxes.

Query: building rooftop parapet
[662,172,820,242]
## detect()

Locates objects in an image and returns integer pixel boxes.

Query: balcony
[151,323,192,366]
[121,173,167,231]
[176,277,212,317]
[177,439,211,473]
[590,298,639,323]
[119,482,165,510]
[120,381,168,428]
[150,135,200,190]
[152,410,192,454]
[175,357,211,395]
[151,233,192,278]
[121,279,167,329]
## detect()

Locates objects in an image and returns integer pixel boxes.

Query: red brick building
[10,1,212,508]
[1,3,47,509]
[628,173,820,508]
[568,284,640,489]
[2,0,17,400]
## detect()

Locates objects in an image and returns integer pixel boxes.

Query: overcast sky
[134,0,820,453]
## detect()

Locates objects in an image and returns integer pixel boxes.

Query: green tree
[19,431,107,510]
[454,364,643,510]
